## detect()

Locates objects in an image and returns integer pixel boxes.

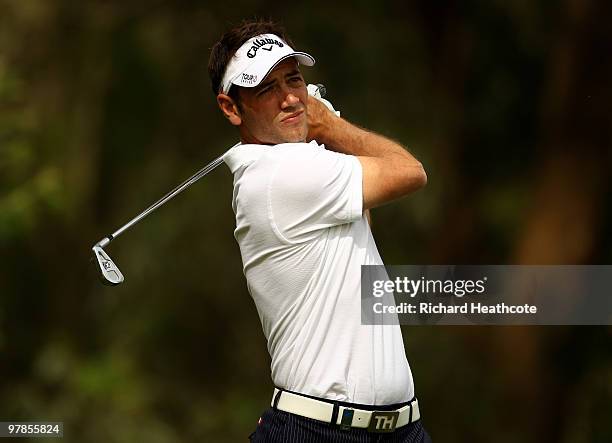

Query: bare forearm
[311,114,415,161]
[307,97,427,209]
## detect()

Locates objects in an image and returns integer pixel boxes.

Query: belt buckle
[368,410,400,433]
[339,408,354,431]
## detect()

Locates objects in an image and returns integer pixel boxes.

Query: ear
[217,93,242,126]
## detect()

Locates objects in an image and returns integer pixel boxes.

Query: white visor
[220,33,315,94]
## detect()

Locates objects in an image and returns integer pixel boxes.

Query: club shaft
[96,154,226,248]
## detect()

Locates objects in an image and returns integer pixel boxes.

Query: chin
[283,128,308,143]
[286,135,307,143]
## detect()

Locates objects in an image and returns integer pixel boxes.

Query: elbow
[419,163,427,188]
[392,163,427,199]
[406,161,427,192]
[415,162,427,189]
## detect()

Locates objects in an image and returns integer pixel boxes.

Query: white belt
[271,388,420,433]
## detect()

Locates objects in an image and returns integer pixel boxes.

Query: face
[218,58,308,145]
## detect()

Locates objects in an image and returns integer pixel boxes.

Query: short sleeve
[268,144,363,242]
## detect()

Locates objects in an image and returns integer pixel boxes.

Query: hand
[306,95,338,143]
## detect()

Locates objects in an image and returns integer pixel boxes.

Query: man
[208,19,430,442]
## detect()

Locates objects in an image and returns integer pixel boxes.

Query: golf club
[92,83,328,286]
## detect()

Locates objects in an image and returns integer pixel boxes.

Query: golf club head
[92,245,124,286]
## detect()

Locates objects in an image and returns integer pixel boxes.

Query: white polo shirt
[224,140,414,405]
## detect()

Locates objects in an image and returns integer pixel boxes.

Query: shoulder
[271,141,361,196]
[223,141,326,173]
[223,143,268,173]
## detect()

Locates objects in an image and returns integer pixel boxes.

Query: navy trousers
[248,407,432,442]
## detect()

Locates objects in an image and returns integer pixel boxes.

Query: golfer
[209,19,430,442]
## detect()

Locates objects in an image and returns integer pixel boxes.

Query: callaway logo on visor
[247,37,284,58]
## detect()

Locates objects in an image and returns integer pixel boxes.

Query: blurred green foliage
[0,0,610,442]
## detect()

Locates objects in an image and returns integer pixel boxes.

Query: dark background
[1,1,610,441]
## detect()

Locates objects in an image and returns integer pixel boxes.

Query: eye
[289,76,303,85]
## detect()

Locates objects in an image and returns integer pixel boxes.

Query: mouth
[281,110,304,124]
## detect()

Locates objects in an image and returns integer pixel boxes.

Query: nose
[280,87,300,109]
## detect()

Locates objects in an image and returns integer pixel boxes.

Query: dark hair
[208,18,295,100]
